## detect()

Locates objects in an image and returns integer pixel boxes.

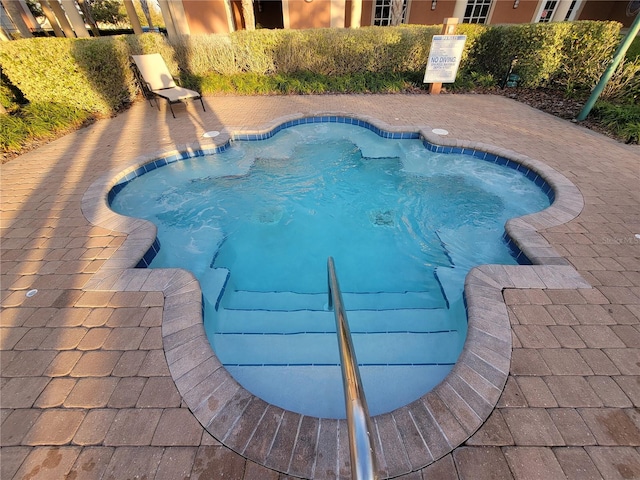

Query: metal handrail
[327,257,378,480]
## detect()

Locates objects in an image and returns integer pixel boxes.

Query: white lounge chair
[131,53,205,118]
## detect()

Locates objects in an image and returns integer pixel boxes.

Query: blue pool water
[111,121,550,418]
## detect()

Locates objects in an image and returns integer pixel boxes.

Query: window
[537,0,558,22]
[373,0,408,26]
[564,0,577,20]
[463,0,492,24]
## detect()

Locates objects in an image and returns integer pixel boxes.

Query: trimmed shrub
[190,70,417,95]
[554,20,621,92]
[465,21,621,89]
[0,37,115,114]
[601,57,640,102]
[0,33,173,115]
[168,26,444,77]
[0,22,626,114]
[1,22,635,152]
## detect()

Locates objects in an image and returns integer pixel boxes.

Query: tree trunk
[77,0,99,36]
[139,0,154,28]
[241,0,255,30]
[390,0,404,26]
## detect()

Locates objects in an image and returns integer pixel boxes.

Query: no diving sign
[423,35,467,84]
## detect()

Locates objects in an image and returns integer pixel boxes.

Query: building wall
[287,0,332,28]
[407,0,457,25]
[578,1,634,27]
[491,0,540,24]
[362,0,375,25]
[180,0,637,33]
[183,0,232,33]
[231,0,243,29]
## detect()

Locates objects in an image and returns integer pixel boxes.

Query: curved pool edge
[80,112,592,479]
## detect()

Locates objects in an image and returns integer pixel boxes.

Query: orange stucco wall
[181,0,636,33]
[408,1,457,25]
[362,0,374,25]
[288,0,332,28]
[230,0,244,29]
[490,0,539,24]
[578,1,634,28]
[183,0,232,33]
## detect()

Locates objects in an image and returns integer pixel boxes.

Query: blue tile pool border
[108,115,553,203]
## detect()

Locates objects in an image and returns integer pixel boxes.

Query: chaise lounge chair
[131,53,205,118]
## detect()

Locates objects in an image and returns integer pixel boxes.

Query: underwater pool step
[214,307,458,334]
[221,289,448,311]
[213,330,464,366]
[223,363,455,418]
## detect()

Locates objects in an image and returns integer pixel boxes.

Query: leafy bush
[1,22,635,154]
[188,70,418,95]
[1,102,91,153]
[466,21,621,90]
[0,33,172,115]
[601,58,640,102]
[626,36,640,60]
[168,26,445,78]
[0,23,626,114]
[591,101,640,144]
[0,74,22,111]
[555,21,621,93]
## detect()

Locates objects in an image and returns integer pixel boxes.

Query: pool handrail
[327,257,379,480]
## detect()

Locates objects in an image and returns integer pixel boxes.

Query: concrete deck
[1,94,639,479]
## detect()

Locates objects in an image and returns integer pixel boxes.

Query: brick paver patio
[1,94,639,479]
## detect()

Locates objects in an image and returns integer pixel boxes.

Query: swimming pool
[110,118,551,418]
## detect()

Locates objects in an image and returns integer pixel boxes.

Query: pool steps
[214,305,455,334]
[209,285,465,417]
[221,289,447,311]
[214,328,462,366]
[209,267,466,368]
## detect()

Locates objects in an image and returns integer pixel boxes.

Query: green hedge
[0,21,625,116]
[0,33,173,115]
[464,21,621,89]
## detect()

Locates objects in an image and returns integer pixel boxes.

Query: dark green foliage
[591,101,640,144]
[1,102,91,153]
[0,71,25,111]
[189,71,417,95]
[24,0,43,18]
[627,36,640,60]
[89,0,127,26]
[465,21,621,89]
[0,33,173,115]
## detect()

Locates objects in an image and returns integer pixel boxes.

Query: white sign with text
[423,35,467,84]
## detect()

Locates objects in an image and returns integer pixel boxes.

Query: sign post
[425,18,465,95]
